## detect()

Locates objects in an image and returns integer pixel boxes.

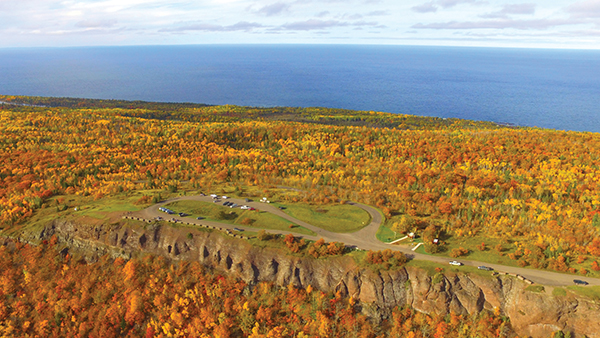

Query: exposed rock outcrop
[23,219,600,338]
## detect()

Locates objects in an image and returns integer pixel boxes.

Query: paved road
[135,194,600,287]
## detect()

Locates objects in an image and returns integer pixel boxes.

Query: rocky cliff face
[31,219,600,338]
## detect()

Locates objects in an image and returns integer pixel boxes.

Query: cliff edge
[25,218,600,338]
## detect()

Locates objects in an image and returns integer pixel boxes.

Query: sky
[1,0,600,49]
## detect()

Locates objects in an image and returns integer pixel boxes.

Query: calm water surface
[0,45,599,132]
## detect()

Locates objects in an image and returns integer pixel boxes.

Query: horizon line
[1,42,600,52]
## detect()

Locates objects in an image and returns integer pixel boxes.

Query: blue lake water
[0,44,599,132]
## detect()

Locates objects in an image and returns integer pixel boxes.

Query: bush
[283,234,306,253]
[240,218,255,225]
[449,247,469,258]
[218,211,237,220]
[306,239,346,258]
[495,244,504,256]
[364,249,407,270]
[424,243,444,254]
[135,195,152,205]
[257,230,272,241]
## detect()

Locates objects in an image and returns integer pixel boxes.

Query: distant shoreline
[0,100,47,108]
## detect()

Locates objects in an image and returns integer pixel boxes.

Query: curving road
[134,194,600,287]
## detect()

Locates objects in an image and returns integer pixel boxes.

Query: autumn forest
[1,95,600,337]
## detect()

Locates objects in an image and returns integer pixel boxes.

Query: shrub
[495,244,504,256]
[257,230,271,241]
[218,211,237,220]
[424,243,444,254]
[449,247,469,258]
[240,218,254,225]
[283,234,306,253]
[135,195,152,205]
[364,249,407,270]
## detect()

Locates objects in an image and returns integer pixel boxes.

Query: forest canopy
[1,95,600,275]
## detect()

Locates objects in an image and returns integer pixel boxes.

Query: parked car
[449,261,463,266]
[223,201,230,206]
[179,213,188,217]
[196,216,204,220]
[278,206,285,210]
[240,205,250,210]
[573,279,589,285]
[210,194,218,198]
[230,203,238,208]
[233,228,244,232]
[478,266,493,271]
[245,198,251,202]
[222,196,228,199]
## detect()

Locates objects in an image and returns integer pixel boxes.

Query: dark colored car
[573,279,589,285]
[478,266,494,271]
[179,213,188,217]
[196,216,204,220]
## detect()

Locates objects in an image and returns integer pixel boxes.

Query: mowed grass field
[164,200,316,236]
[10,191,154,235]
[279,203,371,233]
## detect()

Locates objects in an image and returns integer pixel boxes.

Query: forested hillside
[1,95,600,276]
[0,238,512,337]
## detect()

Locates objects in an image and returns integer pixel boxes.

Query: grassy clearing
[410,233,600,279]
[164,200,316,236]
[438,236,518,266]
[404,259,447,276]
[8,190,162,236]
[525,285,545,293]
[405,258,498,279]
[279,203,371,233]
[566,285,600,302]
[552,287,567,297]
[376,224,399,243]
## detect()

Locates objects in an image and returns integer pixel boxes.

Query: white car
[240,205,250,210]
[449,261,463,266]
[210,194,218,198]
[222,196,228,199]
